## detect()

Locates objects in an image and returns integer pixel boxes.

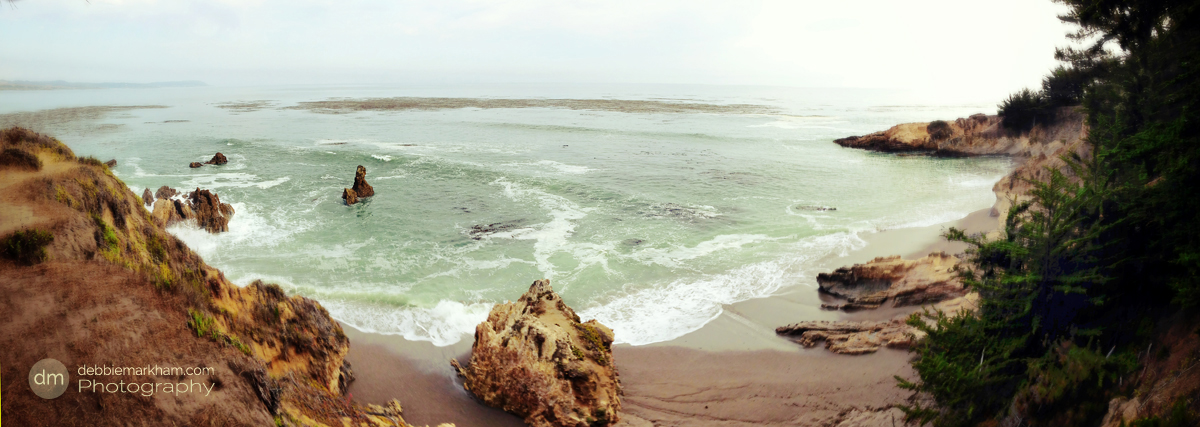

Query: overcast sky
[1,0,1072,102]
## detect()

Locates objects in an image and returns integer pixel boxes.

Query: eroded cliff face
[453,279,623,427]
[0,127,429,427]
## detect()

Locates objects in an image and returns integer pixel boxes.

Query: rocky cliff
[834,107,1091,227]
[453,279,623,427]
[0,127,441,427]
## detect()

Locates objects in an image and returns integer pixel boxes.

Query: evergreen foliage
[900,1,1200,425]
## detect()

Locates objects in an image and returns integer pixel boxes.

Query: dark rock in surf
[104,159,117,168]
[205,152,228,165]
[155,186,179,201]
[189,188,235,233]
[142,188,154,206]
[467,220,525,240]
[189,162,203,168]
[351,165,374,198]
[342,188,359,205]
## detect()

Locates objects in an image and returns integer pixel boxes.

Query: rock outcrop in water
[189,188,235,233]
[147,185,234,233]
[817,252,966,311]
[352,164,374,197]
[452,279,623,427]
[343,165,374,205]
[342,187,359,205]
[205,152,228,165]
[189,161,202,168]
[142,187,154,206]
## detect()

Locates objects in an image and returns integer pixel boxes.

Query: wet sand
[344,207,1000,426]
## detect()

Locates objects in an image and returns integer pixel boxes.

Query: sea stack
[352,165,374,197]
[205,152,228,165]
[452,279,622,427]
[189,188,235,233]
[142,188,154,206]
[342,165,373,205]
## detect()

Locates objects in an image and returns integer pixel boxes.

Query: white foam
[579,231,866,345]
[372,154,393,162]
[627,234,774,269]
[325,299,494,347]
[180,173,291,189]
[490,178,594,281]
[535,160,591,174]
[166,202,312,260]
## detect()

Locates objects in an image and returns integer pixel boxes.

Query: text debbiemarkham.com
[75,364,218,397]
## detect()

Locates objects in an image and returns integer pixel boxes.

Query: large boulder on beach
[817,252,965,311]
[351,165,374,197]
[778,293,980,355]
[205,152,228,165]
[452,279,622,427]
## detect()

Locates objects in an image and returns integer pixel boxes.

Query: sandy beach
[343,206,1000,426]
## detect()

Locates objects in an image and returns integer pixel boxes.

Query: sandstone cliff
[817,252,966,311]
[777,253,977,355]
[452,279,622,427]
[0,127,440,427]
[833,107,1091,228]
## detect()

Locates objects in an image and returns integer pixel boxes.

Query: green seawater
[0,84,1013,345]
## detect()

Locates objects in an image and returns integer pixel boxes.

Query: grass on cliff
[1,228,54,265]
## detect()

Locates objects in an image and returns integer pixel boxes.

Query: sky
[1,0,1073,102]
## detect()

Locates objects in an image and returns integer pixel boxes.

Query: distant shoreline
[0,80,207,91]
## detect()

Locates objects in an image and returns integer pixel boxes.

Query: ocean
[0,84,1012,346]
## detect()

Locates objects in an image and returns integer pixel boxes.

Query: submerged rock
[351,165,374,197]
[452,279,622,427]
[467,219,525,240]
[205,152,228,165]
[817,252,965,311]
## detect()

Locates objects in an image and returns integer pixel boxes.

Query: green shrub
[928,120,953,141]
[91,214,119,249]
[78,156,106,168]
[1,228,54,265]
[0,147,42,171]
[998,88,1051,132]
[187,309,218,339]
[1042,66,1086,107]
